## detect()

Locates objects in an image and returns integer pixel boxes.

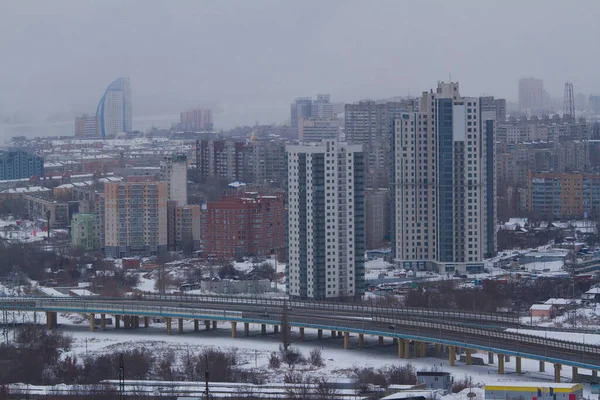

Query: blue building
[96,77,132,138]
[0,150,44,180]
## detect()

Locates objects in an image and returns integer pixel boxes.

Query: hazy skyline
[2,0,600,131]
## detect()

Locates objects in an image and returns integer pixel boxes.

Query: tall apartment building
[160,154,188,205]
[0,150,44,180]
[365,188,390,249]
[167,201,201,252]
[480,96,507,122]
[528,172,600,219]
[96,77,132,137]
[196,139,247,181]
[245,139,287,185]
[179,108,213,131]
[103,179,168,258]
[201,193,285,260]
[518,77,544,111]
[74,114,99,137]
[392,82,496,274]
[286,140,365,300]
[298,117,339,141]
[344,100,417,187]
[311,94,334,119]
[290,95,334,129]
[589,95,600,115]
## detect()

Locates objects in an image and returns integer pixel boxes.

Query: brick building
[201,193,285,260]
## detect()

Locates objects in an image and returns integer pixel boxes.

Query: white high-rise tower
[392,82,496,274]
[286,140,365,300]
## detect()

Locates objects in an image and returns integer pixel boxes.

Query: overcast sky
[1,0,600,128]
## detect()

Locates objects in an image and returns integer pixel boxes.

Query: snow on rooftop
[530,304,555,311]
[38,287,69,297]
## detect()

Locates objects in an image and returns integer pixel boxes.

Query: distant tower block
[564,82,575,122]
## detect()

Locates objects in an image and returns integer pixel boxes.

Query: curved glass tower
[96,77,132,137]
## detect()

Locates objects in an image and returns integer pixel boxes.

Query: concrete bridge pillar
[397,339,404,358]
[379,336,384,346]
[344,332,350,349]
[134,316,140,328]
[554,364,562,383]
[331,330,336,338]
[89,313,95,332]
[420,342,426,358]
[45,311,57,329]
[466,349,472,365]
[449,346,456,366]
[359,334,364,349]
[100,314,106,330]
[498,354,505,374]
[115,315,121,329]
[244,322,249,337]
[231,322,237,338]
[404,339,410,359]
[435,343,440,353]
[205,320,211,330]
[123,315,130,329]
[144,316,149,328]
[488,352,494,364]
[194,320,199,332]
[166,317,172,335]
[178,318,184,334]
[317,329,323,340]
[516,357,522,374]
[572,367,578,382]
[261,324,266,335]
[212,321,217,330]
[414,342,420,358]
[299,327,305,341]
[539,361,545,372]
[273,325,279,334]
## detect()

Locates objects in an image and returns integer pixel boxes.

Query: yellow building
[485,383,583,400]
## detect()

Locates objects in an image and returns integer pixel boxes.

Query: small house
[416,372,451,393]
[529,304,557,319]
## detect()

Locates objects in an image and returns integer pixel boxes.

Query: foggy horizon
[2,0,600,133]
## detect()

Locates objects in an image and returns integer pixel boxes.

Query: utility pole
[203,356,210,399]
[45,209,51,240]
[118,353,124,400]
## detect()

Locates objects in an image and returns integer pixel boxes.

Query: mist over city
[2,1,600,400]
[2,0,600,137]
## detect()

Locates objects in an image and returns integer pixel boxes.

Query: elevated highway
[0,295,596,383]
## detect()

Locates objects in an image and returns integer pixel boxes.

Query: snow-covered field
[0,312,582,398]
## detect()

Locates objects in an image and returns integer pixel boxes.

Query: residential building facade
[74,114,98,137]
[160,154,188,205]
[528,172,600,219]
[201,193,285,260]
[71,213,99,251]
[518,77,544,111]
[179,108,213,131]
[298,117,339,141]
[167,201,201,252]
[196,139,247,181]
[0,150,44,180]
[286,140,365,300]
[365,188,390,249]
[344,99,417,188]
[392,82,496,274]
[103,179,168,258]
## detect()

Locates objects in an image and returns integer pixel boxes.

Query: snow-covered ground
[0,311,592,398]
